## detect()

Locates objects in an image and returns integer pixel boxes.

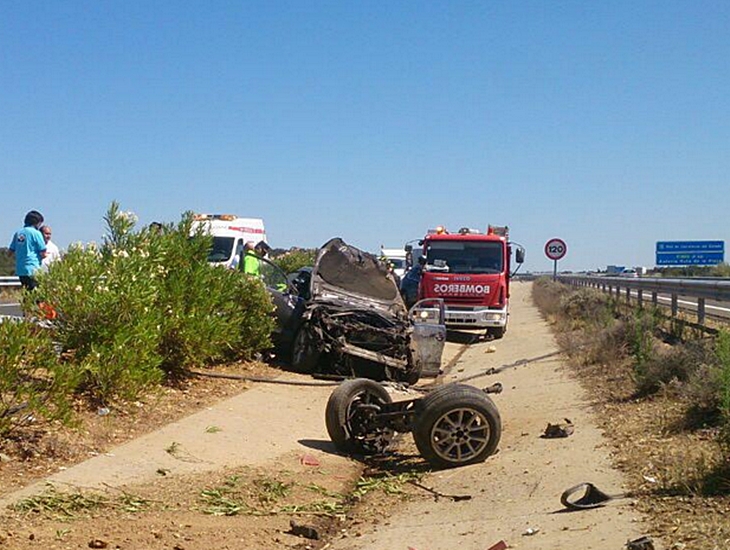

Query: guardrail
[557,275,730,327]
[0,276,21,288]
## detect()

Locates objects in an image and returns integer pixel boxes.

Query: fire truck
[412,225,524,338]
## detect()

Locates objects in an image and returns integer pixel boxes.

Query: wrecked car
[259,238,446,384]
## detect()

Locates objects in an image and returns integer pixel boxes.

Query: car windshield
[207,236,234,262]
[388,258,406,270]
[425,241,504,274]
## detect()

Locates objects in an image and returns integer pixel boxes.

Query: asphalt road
[0,302,22,318]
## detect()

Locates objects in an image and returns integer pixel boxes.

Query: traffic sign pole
[544,238,567,280]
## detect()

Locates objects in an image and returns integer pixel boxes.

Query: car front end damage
[291,238,445,384]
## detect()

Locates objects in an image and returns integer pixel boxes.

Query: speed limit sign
[545,238,567,261]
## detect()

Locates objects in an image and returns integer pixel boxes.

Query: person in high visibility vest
[242,240,271,277]
[243,241,261,276]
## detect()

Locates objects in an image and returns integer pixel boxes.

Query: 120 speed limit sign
[544,238,567,261]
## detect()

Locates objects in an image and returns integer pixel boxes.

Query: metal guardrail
[557,275,730,326]
[0,276,21,288]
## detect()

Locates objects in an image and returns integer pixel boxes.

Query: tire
[489,326,506,339]
[290,326,320,373]
[413,384,501,469]
[325,379,394,455]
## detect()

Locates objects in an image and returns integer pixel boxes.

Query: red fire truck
[413,225,524,338]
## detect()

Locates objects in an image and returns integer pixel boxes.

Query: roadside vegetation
[533,278,730,547]
[654,262,730,278]
[0,202,275,437]
[271,247,317,274]
[0,248,14,276]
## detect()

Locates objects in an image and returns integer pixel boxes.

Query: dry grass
[532,281,730,549]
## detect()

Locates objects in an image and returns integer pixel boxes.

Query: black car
[258,238,446,384]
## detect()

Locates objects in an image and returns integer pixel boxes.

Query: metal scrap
[541,418,574,438]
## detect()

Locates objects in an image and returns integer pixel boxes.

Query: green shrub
[26,202,275,404]
[715,331,730,450]
[634,341,708,396]
[272,248,317,274]
[0,319,78,436]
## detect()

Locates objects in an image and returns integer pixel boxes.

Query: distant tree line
[655,263,730,278]
[0,248,13,276]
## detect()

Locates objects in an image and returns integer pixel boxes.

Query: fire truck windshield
[425,241,503,274]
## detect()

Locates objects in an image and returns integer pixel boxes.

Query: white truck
[380,247,408,279]
[191,214,267,269]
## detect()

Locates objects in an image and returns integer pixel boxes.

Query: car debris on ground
[541,418,575,438]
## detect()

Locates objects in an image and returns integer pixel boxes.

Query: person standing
[41,225,61,268]
[242,241,261,276]
[9,210,47,291]
[242,240,271,277]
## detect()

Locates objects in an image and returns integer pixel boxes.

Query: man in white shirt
[41,225,61,267]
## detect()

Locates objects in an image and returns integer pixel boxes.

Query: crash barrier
[0,276,21,287]
[558,274,730,327]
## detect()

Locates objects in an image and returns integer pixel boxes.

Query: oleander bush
[272,248,317,275]
[14,202,274,406]
[0,318,79,436]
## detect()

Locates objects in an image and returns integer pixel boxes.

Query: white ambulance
[191,214,267,269]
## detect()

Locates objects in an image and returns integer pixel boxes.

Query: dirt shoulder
[327,281,656,550]
[0,282,678,549]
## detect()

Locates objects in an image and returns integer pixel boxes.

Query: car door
[409,298,447,378]
[258,258,305,346]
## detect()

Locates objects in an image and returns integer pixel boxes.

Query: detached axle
[325,379,502,469]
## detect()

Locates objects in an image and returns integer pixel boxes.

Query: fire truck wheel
[413,385,501,469]
[325,379,394,456]
[290,326,320,373]
[489,326,506,339]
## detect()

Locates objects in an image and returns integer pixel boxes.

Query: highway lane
[624,289,730,321]
[0,302,23,318]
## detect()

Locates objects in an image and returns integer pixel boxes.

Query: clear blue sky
[2,1,728,272]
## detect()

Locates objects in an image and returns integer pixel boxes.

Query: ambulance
[191,214,267,269]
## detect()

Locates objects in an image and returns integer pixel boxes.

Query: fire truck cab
[416,225,524,338]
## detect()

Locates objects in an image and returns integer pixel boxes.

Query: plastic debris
[300,454,321,467]
[289,520,319,540]
[541,419,574,438]
[486,541,508,550]
[626,535,655,550]
[522,527,540,536]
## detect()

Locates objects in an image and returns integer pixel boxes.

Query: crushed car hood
[310,238,408,318]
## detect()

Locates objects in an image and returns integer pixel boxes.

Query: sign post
[545,238,567,280]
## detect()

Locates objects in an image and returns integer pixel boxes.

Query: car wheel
[413,384,501,469]
[290,326,320,373]
[325,379,394,455]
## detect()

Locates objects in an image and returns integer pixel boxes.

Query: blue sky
[2,1,728,272]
